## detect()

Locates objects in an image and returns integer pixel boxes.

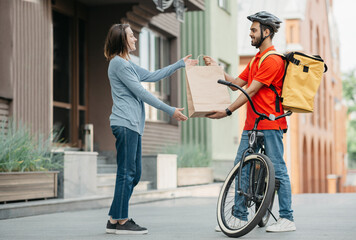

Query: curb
[0,183,222,220]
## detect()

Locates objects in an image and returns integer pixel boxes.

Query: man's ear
[263,28,270,38]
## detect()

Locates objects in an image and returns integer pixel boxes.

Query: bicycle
[216,79,292,238]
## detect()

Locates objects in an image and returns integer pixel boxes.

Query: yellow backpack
[250,51,328,113]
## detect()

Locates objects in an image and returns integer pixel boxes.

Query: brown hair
[104,23,130,61]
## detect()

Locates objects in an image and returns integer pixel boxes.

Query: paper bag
[185,65,231,118]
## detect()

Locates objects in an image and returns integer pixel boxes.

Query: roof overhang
[77,0,204,11]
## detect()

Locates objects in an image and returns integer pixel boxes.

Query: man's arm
[224,73,247,90]
[206,80,264,119]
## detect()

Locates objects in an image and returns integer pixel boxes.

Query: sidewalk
[0,183,222,220]
[1,192,356,240]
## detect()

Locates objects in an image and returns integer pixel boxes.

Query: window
[218,0,229,12]
[139,28,171,122]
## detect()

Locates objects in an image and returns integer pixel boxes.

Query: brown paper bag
[185,65,231,117]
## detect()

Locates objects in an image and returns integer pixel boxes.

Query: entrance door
[52,2,88,147]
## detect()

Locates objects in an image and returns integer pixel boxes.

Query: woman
[103,23,197,235]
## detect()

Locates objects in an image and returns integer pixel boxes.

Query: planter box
[0,171,58,202]
[58,151,97,199]
[141,154,177,190]
[177,167,214,186]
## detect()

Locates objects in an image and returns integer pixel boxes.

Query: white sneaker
[266,218,296,232]
[232,219,248,229]
[215,219,248,232]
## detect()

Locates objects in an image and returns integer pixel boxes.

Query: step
[97,164,117,174]
[97,156,108,165]
[97,173,116,185]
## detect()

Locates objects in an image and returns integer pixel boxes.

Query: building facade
[0,0,204,159]
[180,0,239,180]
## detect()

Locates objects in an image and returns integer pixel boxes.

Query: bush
[0,120,62,172]
[163,144,211,168]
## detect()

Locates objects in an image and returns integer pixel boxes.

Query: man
[204,11,296,232]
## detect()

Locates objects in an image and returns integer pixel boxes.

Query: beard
[251,35,261,48]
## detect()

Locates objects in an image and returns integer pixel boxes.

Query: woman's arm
[131,60,185,83]
[132,55,197,82]
[117,66,177,116]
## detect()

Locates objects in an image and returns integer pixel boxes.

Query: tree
[343,69,356,167]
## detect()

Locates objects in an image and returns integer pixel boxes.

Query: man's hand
[203,56,218,66]
[205,110,227,119]
[183,54,198,66]
[173,108,188,121]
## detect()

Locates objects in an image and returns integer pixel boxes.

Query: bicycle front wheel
[217,153,275,238]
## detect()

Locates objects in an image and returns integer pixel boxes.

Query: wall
[7,0,52,136]
[180,10,209,150]
[0,0,13,101]
[207,0,240,180]
[290,0,347,193]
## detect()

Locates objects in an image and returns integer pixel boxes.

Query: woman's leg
[108,126,140,220]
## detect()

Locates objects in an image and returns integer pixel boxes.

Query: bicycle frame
[217,80,292,200]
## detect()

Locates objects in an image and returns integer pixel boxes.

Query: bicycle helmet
[247,11,282,33]
[247,11,282,48]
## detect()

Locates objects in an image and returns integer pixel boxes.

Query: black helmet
[247,11,282,33]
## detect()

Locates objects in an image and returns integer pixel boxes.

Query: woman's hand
[183,54,198,66]
[203,56,218,66]
[173,108,188,121]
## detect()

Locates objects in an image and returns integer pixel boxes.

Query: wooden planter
[0,171,59,203]
[177,167,214,186]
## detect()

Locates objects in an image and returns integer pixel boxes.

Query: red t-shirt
[238,46,288,131]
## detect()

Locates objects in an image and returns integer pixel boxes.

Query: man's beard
[251,35,261,48]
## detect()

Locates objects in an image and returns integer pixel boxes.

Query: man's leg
[233,131,250,221]
[263,130,295,232]
[263,130,293,221]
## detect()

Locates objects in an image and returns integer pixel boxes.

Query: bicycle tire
[257,191,275,227]
[258,177,280,227]
[217,153,275,238]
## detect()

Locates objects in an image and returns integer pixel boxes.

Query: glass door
[52,5,87,147]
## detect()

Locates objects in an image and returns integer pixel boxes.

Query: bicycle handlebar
[217,79,292,120]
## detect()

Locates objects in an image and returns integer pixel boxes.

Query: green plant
[163,144,211,168]
[0,120,63,172]
[343,69,356,167]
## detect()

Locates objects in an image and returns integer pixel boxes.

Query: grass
[163,144,211,168]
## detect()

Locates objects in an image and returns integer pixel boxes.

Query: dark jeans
[108,126,142,220]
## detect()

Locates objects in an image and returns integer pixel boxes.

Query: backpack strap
[269,85,281,113]
[249,50,285,113]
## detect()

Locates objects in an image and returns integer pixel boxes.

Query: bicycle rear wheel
[217,153,275,238]
[257,191,275,227]
[257,178,279,227]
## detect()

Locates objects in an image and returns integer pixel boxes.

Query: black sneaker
[106,220,117,234]
[115,219,148,235]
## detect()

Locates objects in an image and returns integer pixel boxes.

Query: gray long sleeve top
[108,55,185,135]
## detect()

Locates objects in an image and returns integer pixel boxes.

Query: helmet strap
[255,26,272,48]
